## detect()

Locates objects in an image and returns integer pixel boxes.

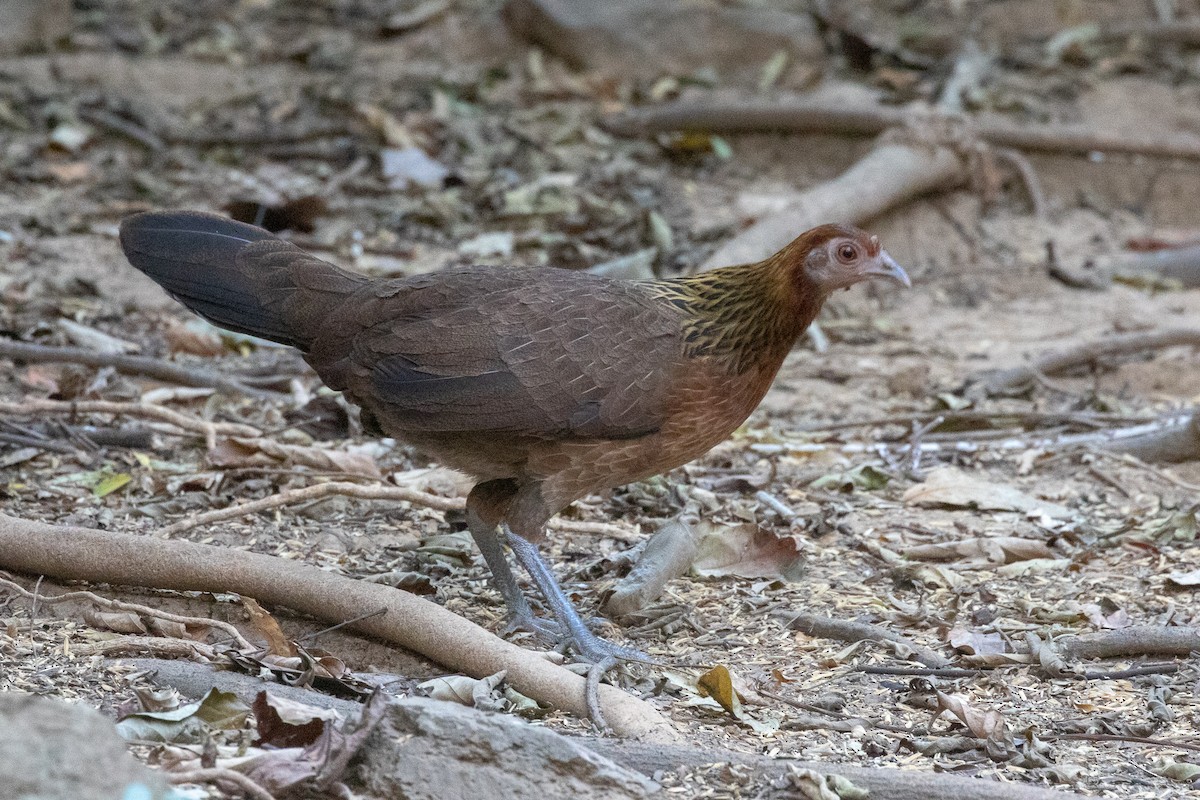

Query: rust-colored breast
[528,353,786,512]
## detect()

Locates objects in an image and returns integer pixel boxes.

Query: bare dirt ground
[3,1,1200,798]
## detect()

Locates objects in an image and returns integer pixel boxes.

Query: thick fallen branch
[1057,626,1200,661]
[0,512,676,740]
[971,327,1200,396]
[0,340,289,398]
[699,137,968,269]
[603,96,1200,161]
[1090,414,1200,463]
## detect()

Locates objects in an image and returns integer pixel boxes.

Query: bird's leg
[504,525,651,663]
[466,520,560,641]
[465,484,561,641]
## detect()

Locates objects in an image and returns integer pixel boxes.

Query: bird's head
[782,223,910,297]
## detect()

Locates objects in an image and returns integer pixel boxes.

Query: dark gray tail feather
[119,211,365,351]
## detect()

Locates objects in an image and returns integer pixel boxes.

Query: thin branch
[155,481,459,538]
[167,769,278,800]
[791,409,1152,433]
[972,327,1200,396]
[0,339,288,398]
[861,663,1179,680]
[760,687,914,735]
[1048,733,1200,754]
[0,576,254,651]
[782,611,949,668]
[602,97,1200,161]
[154,480,632,539]
[70,635,218,661]
[0,400,260,449]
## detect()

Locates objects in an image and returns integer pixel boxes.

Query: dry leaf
[83,608,148,634]
[1081,602,1131,630]
[209,436,381,479]
[903,467,1073,520]
[163,319,225,356]
[1167,568,1200,586]
[947,627,1007,656]
[697,665,742,717]
[933,688,1008,740]
[692,521,804,580]
[243,597,297,657]
[252,691,339,748]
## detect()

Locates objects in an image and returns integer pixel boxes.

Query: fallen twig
[155,481,459,538]
[0,575,254,651]
[602,96,1200,162]
[971,327,1200,396]
[70,635,218,661]
[861,662,1179,680]
[154,479,632,540]
[0,512,676,739]
[757,409,1200,464]
[1047,732,1200,755]
[0,340,290,398]
[792,409,1153,433]
[781,611,949,668]
[760,687,912,735]
[167,769,277,800]
[0,400,260,449]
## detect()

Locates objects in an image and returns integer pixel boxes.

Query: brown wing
[307,266,686,440]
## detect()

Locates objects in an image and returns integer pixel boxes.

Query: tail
[119,211,368,351]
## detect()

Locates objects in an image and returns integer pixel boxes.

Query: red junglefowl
[120,211,909,661]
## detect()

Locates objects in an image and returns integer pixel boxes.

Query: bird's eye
[836,243,859,263]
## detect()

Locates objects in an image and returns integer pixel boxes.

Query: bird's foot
[503,610,653,665]
[501,609,565,644]
[568,627,655,665]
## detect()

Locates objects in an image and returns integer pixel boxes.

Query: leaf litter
[1,1,1200,798]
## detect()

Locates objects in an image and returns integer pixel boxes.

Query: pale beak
[864,250,911,288]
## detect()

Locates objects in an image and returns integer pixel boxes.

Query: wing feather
[310,267,683,440]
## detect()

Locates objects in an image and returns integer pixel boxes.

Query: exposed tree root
[0,512,677,741]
